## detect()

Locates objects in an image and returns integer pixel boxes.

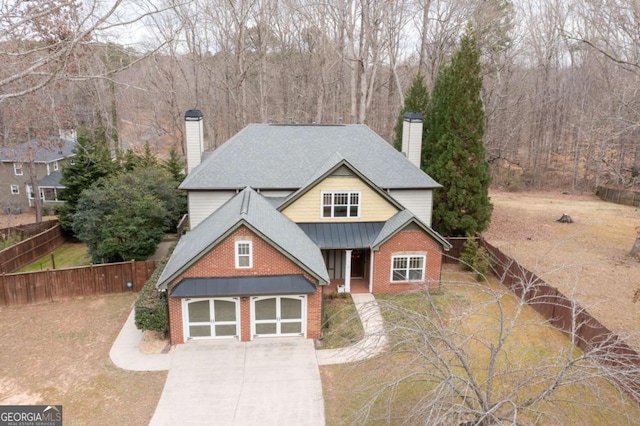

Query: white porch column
[344,249,352,293]
[369,250,375,293]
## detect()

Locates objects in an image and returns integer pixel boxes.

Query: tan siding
[188,191,235,228]
[389,189,433,226]
[282,176,398,222]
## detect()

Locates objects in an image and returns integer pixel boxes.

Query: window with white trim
[391,255,425,282]
[321,191,360,218]
[10,185,19,195]
[53,160,59,171]
[235,241,253,268]
[14,163,23,176]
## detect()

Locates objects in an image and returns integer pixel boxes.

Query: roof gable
[157,187,329,289]
[180,124,440,191]
[278,155,402,213]
[372,210,452,251]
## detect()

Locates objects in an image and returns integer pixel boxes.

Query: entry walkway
[316,293,387,365]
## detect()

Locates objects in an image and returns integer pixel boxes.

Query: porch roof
[170,274,316,298]
[297,222,385,249]
[38,171,63,188]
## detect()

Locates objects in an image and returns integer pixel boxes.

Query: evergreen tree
[393,74,430,151]
[73,175,168,263]
[122,142,159,171]
[423,27,492,237]
[58,127,120,232]
[163,147,186,184]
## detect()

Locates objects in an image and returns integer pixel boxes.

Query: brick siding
[167,226,322,344]
[372,229,443,294]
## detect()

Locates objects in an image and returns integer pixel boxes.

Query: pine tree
[163,147,186,184]
[58,127,120,232]
[423,27,492,237]
[393,74,430,151]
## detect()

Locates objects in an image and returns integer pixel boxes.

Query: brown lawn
[0,293,166,425]
[484,190,640,344]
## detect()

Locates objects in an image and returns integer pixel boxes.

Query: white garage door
[251,295,306,338]
[182,297,239,340]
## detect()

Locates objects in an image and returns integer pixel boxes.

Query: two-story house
[0,134,76,213]
[156,110,451,345]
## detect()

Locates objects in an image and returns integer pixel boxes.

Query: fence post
[0,273,4,306]
[130,260,136,292]
[47,269,54,302]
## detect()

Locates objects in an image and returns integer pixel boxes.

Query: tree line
[2,0,640,192]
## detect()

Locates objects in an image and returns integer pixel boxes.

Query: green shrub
[134,244,175,333]
[459,238,492,281]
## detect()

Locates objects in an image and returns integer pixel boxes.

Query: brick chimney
[185,109,203,174]
[401,112,423,169]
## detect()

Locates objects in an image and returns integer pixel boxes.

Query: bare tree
[337,262,640,424]
[0,0,178,104]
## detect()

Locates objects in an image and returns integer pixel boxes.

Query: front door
[351,249,366,278]
[183,298,239,340]
[252,296,305,338]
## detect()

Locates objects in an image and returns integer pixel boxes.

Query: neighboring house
[0,134,76,212]
[157,110,451,345]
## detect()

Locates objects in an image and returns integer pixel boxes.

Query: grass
[321,265,640,425]
[0,293,166,425]
[320,295,364,349]
[17,243,91,272]
[0,234,23,250]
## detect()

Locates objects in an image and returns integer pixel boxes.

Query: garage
[170,275,316,342]
[182,297,240,340]
[252,295,306,338]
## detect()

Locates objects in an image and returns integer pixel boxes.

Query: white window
[10,185,19,195]
[391,255,426,282]
[26,184,33,199]
[14,163,23,176]
[235,241,253,268]
[53,161,59,171]
[321,191,360,218]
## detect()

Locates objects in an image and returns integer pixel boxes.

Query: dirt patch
[139,331,170,354]
[0,294,167,425]
[484,190,640,343]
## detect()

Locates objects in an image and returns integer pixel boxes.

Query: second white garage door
[251,295,306,338]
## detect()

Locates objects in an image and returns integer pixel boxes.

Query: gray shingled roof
[372,210,451,250]
[181,124,440,190]
[0,138,75,163]
[157,187,329,289]
[38,171,63,188]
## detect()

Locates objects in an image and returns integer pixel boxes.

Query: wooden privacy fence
[480,238,640,401]
[0,223,68,273]
[0,219,58,241]
[0,260,158,306]
[596,185,640,207]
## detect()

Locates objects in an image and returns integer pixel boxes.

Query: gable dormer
[279,159,400,223]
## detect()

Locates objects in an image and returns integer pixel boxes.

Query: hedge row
[134,243,175,333]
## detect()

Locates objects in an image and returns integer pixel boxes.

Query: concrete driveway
[149,338,325,426]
